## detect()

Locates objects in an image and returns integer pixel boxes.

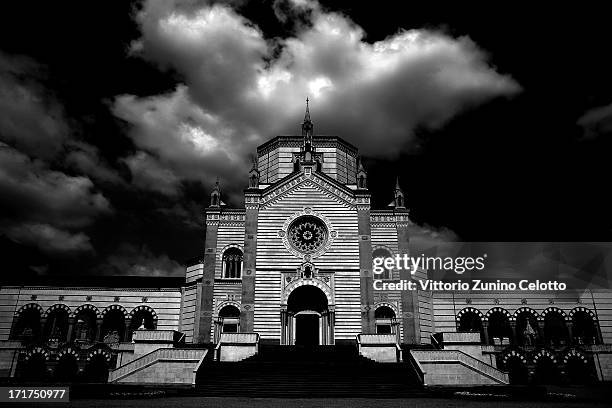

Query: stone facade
[0,106,611,385]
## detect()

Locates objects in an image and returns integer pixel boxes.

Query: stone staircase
[410,349,509,385]
[195,344,424,397]
[108,348,208,385]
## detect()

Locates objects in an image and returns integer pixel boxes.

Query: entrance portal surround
[280,278,334,345]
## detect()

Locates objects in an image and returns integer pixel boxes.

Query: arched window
[219,305,240,333]
[372,248,392,280]
[12,306,42,342]
[74,309,97,344]
[44,307,69,342]
[222,247,243,279]
[358,175,366,188]
[375,305,396,334]
[572,310,598,345]
[515,310,539,346]
[543,310,568,347]
[101,310,126,344]
[487,311,512,345]
[129,307,156,333]
[458,310,485,343]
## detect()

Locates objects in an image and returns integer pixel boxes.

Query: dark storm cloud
[0,53,115,255]
[0,53,69,159]
[115,0,520,201]
[577,102,612,140]
[0,143,111,254]
[96,243,184,277]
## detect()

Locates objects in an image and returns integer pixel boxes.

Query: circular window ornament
[288,216,327,253]
[280,209,336,260]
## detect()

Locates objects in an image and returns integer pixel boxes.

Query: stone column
[396,210,420,344]
[66,317,75,343]
[196,208,220,343]
[40,317,47,342]
[329,310,335,345]
[566,321,574,345]
[288,313,294,345]
[122,318,131,342]
[356,193,375,333]
[95,318,103,342]
[241,191,260,332]
[510,320,517,345]
[482,320,490,345]
[280,310,287,345]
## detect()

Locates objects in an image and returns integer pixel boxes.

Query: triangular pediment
[259,171,356,209]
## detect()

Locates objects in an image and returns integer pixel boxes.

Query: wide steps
[195,345,423,397]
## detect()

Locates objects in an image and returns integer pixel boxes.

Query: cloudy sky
[1,1,611,282]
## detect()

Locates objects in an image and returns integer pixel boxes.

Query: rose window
[288,216,328,254]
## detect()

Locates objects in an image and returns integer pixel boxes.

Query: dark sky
[1,0,611,282]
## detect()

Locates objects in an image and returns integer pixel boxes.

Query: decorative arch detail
[533,349,557,364]
[374,302,398,316]
[86,348,112,363]
[539,307,567,322]
[502,349,527,365]
[101,304,128,319]
[568,307,596,320]
[43,304,71,318]
[15,303,44,318]
[281,278,333,306]
[218,244,243,261]
[563,349,588,365]
[456,307,484,322]
[71,304,102,319]
[216,301,241,315]
[56,347,79,360]
[485,307,514,322]
[23,346,50,361]
[129,305,158,323]
[513,307,539,319]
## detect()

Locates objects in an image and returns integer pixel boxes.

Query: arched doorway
[55,355,79,382]
[283,285,332,346]
[534,355,560,384]
[505,356,529,385]
[19,353,48,381]
[85,354,109,383]
[44,307,69,343]
[214,304,240,343]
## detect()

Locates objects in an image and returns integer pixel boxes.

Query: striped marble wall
[432,289,612,343]
[0,286,182,341]
[179,283,198,342]
[255,178,361,341]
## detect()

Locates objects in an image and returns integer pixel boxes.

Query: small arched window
[372,248,393,280]
[358,175,366,188]
[223,247,243,279]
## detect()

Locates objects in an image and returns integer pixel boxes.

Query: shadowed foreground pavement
[57,397,608,408]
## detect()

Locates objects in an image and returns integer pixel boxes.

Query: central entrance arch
[282,284,334,345]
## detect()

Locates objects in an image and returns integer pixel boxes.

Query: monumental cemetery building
[1,103,612,388]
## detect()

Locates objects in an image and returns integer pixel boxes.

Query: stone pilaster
[397,210,421,344]
[356,193,375,333]
[196,208,220,343]
[241,192,260,332]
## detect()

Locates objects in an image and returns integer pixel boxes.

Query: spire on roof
[301,97,314,141]
[304,97,311,122]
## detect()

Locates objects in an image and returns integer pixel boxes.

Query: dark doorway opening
[296,314,319,346]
